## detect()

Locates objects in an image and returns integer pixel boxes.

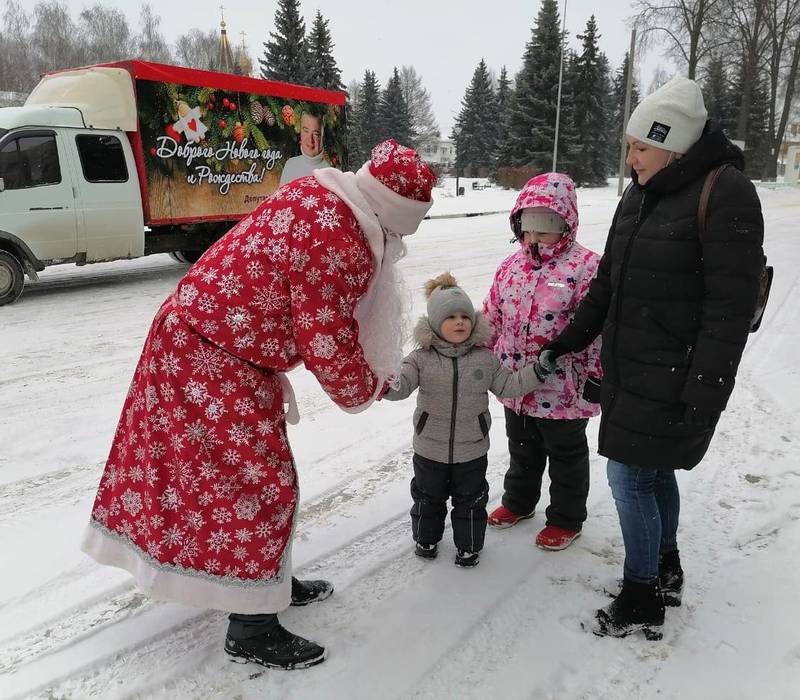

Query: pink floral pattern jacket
[483,173,602,420]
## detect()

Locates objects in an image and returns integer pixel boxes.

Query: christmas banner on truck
[137,78,346,222]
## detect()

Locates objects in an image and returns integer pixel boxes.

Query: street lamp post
[617,28,637,196]
[453,130,461,196]
[552,0,568,172]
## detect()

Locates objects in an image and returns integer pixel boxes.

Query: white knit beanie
[626,76,708,154]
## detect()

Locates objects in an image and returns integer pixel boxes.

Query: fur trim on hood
[413,313,492,350]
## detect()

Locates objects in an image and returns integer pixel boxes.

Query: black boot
[290,576,334,606]
[454,550,480,568]
[415,542,438,559]
[659,550,684,607]
[225,620,326,670]
[592,578,665,640]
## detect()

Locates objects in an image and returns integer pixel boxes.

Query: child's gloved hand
[537,350,557,376]
[533,360,552,382]
[534,340,571,380]
[682,404,719,428]
[375,380,393,401]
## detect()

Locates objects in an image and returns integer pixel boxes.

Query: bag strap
[697,164,731,239]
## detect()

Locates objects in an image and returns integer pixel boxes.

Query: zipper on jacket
[611,192,647,378]
[449,357,459,464]
[601,192,646,452]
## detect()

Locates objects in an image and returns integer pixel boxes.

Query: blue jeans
[606,459,680,585]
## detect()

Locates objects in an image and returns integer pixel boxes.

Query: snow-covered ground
[1,181,799,699]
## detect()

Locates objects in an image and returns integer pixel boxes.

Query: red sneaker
[535,525,581,550]
[488,505,535,529]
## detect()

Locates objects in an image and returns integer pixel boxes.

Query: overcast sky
[59,0,666,136]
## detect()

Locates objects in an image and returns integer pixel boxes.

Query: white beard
[352,233,411,387]
[313,168,418,401]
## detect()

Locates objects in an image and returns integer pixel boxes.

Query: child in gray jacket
[384,273,549,567]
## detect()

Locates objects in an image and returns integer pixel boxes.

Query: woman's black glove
[537,341,570,376]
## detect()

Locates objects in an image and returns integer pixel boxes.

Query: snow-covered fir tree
[453,58,499,177]
[351,69,382,165]
[493,66,513,174]
[259,0,308,85]
[703,54,735,135]
[500,0,563,170]
[568,16,611,186]
[378,67,414,146]
[735,69,770,178]
[552,49,581,176]
[306,11,344,92]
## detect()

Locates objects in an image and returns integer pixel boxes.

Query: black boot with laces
[290,576,334,606]
[225,621,326,669]
[592,578,665,640]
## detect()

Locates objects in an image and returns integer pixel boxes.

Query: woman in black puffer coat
[541,76,765,640]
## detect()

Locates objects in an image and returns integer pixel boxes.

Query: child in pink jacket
[483,172,602,550]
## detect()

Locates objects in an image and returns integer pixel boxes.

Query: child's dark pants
[410,453,489,552]
[502,408,590,532]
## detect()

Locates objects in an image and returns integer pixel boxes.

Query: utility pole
[454,130,461,196]
[617,28,636,196]
[552,0,568,172]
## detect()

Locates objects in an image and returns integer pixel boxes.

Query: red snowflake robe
[82,176,379,613]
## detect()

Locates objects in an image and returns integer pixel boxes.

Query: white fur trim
[313,168,413,408]
[354,162,433,236]
[81,521,292,614]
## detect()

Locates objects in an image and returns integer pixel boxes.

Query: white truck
[0,60,347,305]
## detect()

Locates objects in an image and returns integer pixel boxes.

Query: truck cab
[0,69,144,305]
[0,61,349,305]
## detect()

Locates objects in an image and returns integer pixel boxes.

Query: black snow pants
[410,453,489,553]
[501,408,590,532]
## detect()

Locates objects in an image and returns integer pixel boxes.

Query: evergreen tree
[703,54,735,135]
[607,51,640,175]
[568,16,611,185]
[735,69,770,178]
[492,65,513,173]
[306,10,344,91]
[496,66,513,123]
[352,69,382,166]
[452,58,499,177]
[500,0,563,170]
[259,0,308,85]
[552,49,581,176]
[377,67,414,146]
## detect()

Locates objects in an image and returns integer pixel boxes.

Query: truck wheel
[169,250,203,264]
[0,250,25,306]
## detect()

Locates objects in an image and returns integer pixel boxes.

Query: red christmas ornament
[222,98,230,107]
[210,93,216,102]
[229,102,237,111]
[206,102,213,110]
[149,146,157,156]
[218,119,227,129]
[281,105,294,125]
[233,122,245,143]
[165,123,182,143]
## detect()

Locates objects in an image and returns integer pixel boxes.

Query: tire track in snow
[0,439,419,697]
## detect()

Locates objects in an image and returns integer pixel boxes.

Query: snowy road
[1,184,799,699]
